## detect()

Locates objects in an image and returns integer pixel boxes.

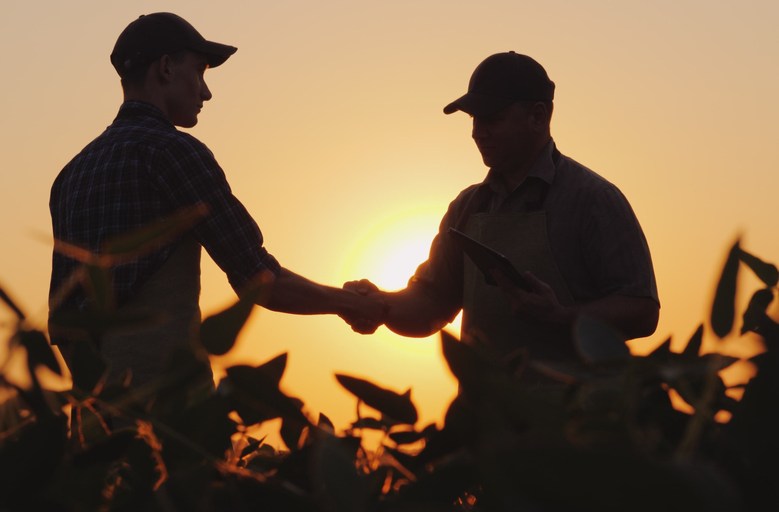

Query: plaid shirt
[49,101,280,320]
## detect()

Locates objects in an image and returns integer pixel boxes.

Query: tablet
[448,227,532,290]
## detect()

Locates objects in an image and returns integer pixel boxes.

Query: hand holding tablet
[448,228,533,291]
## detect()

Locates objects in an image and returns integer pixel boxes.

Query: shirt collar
[482,139,557,195]
[115,100,173,127]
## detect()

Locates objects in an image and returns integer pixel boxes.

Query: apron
[461,209,577,365]
[99,235,211,389]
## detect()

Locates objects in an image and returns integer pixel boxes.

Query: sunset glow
[1,1,777,441]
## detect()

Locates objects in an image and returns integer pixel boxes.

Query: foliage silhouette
[1,229,778,511]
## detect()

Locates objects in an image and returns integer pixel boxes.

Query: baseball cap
[443,52,555,116]
[110,12,237,78]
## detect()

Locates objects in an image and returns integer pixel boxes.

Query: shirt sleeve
[408,187,485,324]
[150,134,281,293]
[582,184,659,304]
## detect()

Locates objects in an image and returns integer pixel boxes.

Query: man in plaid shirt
[49,13,383,392]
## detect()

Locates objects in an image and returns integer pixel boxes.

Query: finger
[357,279,379,293]
[520,271,549,293]
[343,280,361,291]
[350,320,379,335]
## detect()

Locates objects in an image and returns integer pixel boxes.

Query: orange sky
[1,1,778,441]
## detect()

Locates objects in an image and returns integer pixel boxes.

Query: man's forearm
[380,288,452,338]
[567,295,659,340]
[264,268,372,317]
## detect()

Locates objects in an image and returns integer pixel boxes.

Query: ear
[152,54,177,84]
[528,101,552,130]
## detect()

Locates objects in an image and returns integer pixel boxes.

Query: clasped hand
[340,279,385,334]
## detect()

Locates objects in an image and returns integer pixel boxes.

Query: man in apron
[345,52,659,377]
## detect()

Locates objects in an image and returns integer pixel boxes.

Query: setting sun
[341,205,443,292]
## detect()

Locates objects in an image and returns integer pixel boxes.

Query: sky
[1,0,778,441]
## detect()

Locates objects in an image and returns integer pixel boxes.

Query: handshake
[340,279,386,334]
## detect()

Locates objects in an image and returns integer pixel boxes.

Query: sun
[342,206,440,291]
[340,205,463,336]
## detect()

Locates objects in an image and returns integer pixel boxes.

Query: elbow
[236,269,278,309]
[627,300,660,340]
[388,318,448,338]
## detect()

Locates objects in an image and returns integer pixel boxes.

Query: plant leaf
[69,340,107,393]
[738,249,779,287]
[318,412,335,432]
[741,288,775,335]
[440,329,493,392]
[222,357,308,426]
[200,298,253,356]
[0,285,25,320]
[84,265,114,311]
[102,203,209,260]
[648,336,673,358]
[389,428,427,445]
[681,324,703,358]
[335,374,417,425]
[711,239,740,338]
[19,330,61,376]
[351,416,390,431]
[200,272,272,355]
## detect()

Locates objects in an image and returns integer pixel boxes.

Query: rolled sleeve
[152,135,281,293]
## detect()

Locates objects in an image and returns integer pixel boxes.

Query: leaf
[698,353,740,372]
[351,416,390,431]
[84,265,114,311]
[254,351,288,386]
[19,329,61,376]
[0,285,25,320]
[741,288,775,335]
[389,429,427,445]
[440,329,490,392]
[738,249,779,287]
[222,357,308,426]
[51,205,209,271]
[199,272,272,356]
[335,374,418,425]
[573,314,630,363]
[101,203,210,260]
[711,239,740,338]
[648,336,673,358]
[318,412,335,432]
[69,340,106,393]
[240,437,264,459]
[280,416,308,451]
[681,324,703,358]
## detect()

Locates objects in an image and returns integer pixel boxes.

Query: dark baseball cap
[110,12,237,77]
[443,52,555,116]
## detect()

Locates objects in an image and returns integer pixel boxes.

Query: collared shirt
[49,101,280,320]
[410,140,659,323]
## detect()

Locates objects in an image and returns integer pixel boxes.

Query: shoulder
[554,152,630,204]
[450,182,483,205]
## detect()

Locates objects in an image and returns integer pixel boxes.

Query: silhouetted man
[345,52,659,377]
[49,12,383,391]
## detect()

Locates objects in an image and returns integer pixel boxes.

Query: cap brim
[443,93,514,116]
[198,40,238,68]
